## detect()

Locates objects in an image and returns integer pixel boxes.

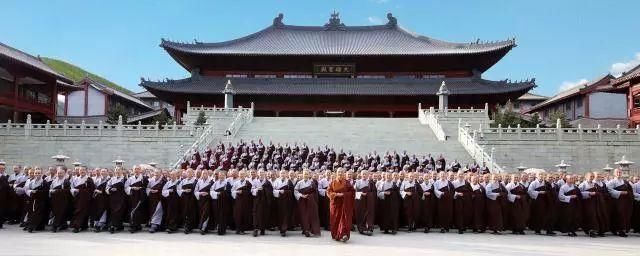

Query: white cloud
[558,78,589,93]
[376,0,390,3]
[367,16,384,25]
[610,52,640,77]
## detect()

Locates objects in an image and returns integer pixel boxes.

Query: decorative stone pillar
[223,80,235,109]
[436,81,449,111]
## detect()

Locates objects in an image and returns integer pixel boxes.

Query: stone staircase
[227,117,473,163]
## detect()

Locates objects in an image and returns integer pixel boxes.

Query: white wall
[87,86,105,116]
[66,90,85,116]
[589,92,627,119]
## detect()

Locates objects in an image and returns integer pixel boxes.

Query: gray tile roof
[612,64,640,85]
[132,90,156,98]
[161,24,515,56]
[82,77,152,110]
[0,41,73,83]
[141,77,535,96]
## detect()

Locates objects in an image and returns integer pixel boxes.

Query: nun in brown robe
[485,175,506,234]
[211,172,230,235]
[49,170,71,232]
[632,179,640,233]
[558,176,581,236]
[377,172,400,234]
[92,169,110,232]
[579,173,607,237]
[146,170,166,233]
[327,168,356,242]
[433,172,453,233]
[452,173,473,234]
[70,168,96,233]
[505,175,529,235]
[400,173,423,232]
[178,171,198,234]
[161,172,181,233]
[527,173,557,235]
[125,167,149,233]
[25,169,48,232]
[469,176,486,233]
[231,171,253,234]
[419,174,436,233]
[8,169,28,225]
[272,170,295,236]
[106,170,127,233]
[251,170,273,237]
[354,171,376,235]
[195,171,214,234]
[317,172,331,231]
[606,169,634,237]
[294,171,321,237]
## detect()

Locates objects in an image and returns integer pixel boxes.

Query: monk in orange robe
[327,168,355,242]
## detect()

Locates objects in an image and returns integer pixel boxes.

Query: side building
[610,64,640,127]
[58,77,153,123]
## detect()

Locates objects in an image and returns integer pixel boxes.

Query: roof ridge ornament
[273,13,285,28]
[386,13,397,28]
[324,11,346,31]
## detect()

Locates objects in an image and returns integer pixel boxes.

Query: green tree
[529,113,542,127]
[106,104,128,124]
[491,100,541,128]
[152,111,173,127]
[194,110,207,125]
[549,111,571,128]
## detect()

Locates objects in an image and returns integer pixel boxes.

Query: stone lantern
[147,161,158,168]
[602,164,613,173]
[614,155,634,176]
[113,157,126,168]
[72,160,82,168]
[516,163,527,172]
[555,160,571,172]
[51,152,70,166]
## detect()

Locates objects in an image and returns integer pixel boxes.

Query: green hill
[41,57,133,94]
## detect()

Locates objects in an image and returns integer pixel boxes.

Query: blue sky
[2,0,639,96]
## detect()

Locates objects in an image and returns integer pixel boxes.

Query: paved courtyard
[0,225,638,256]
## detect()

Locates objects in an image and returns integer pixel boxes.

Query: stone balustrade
[477,122,640,142]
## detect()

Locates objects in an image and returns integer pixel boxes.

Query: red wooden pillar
[51,79,58,121]
[12,75,20,122]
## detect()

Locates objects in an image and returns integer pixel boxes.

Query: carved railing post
[138,121,142,136]
[556,118,562,141]
[517,124,521,139]
[6,119,11,134]
[45,120,50,136]
[498,124,503,139]
[479,123,484,138]
[81,120,85,135]
[63,120,68,136]
[98,121,103,136]
[597,124,602,141]
[577,124,583,141]
[172,122,177,136]
[155,121,160,137]
[25,114,32,137]
[636,125,640,140]
[484,103,489,114]
[535,124,540,138]
[117,115,123,137]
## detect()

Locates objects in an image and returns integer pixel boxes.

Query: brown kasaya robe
[379,182,400,232]
[610,182,634,233]
[274,180,295,233]
[211,182,230,235]
[581,183,610,234]
[71,177,96,230]
[197,180,214,231]
[558,185,582,233]
[92,178,109,227]
[232,180,253,232]
[328,179,355,240]
[127,177,149,228]
[436,182,454,230]
[529,181,556,233]
[0,174,9,226]
[402,181,423,229]
[508,184,529,232]
[252,179,273,231]
[9,179,27,224]
[317,180,330,231]
[420,182,436,230]
[180,180,198,231]
[485,184,506,231]
[49,179,71,229]
[453,181,473,231]
[26,180,49,231]
[108,178,127,229]
[162,181,180,231]
[471,185,486,231]
[355,180,376,232]
[297,182,321,236]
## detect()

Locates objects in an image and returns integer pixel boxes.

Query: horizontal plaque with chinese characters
[313,64,355,75]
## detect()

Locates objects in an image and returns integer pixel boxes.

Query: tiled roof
[612,64,640,85]
[81,77,152,110]
[141,77,535,96]
[127,108,169,124]
[160,16,515,56]
[0,41,73,84]
[132,90,156,98]
[526,74,612,113]
[517,92,548,101]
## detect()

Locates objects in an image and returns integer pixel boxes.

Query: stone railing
[418,105,446,141]
[431,103,489,118]
[478,120,640,142]
[458,120,505,173]
[0,115,207,138]
[173,103,255,168]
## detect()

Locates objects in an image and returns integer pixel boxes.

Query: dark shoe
[201,230,207,235]
[458,230,464,234]
[589,231,598,238]
[253,230,259,237]
[424,228,430,233]
[618,232,628,237]
[304,231,310,237]
[519,231,525,235]
[440,229,446,233]
[109,227,115,234]
[52,227,58,233]
[546,231,556,236]
[391,230,397,235]
[72,228,80,233]
[27,228,33,233]
[280,232,286,237]
[260,230,265,235]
